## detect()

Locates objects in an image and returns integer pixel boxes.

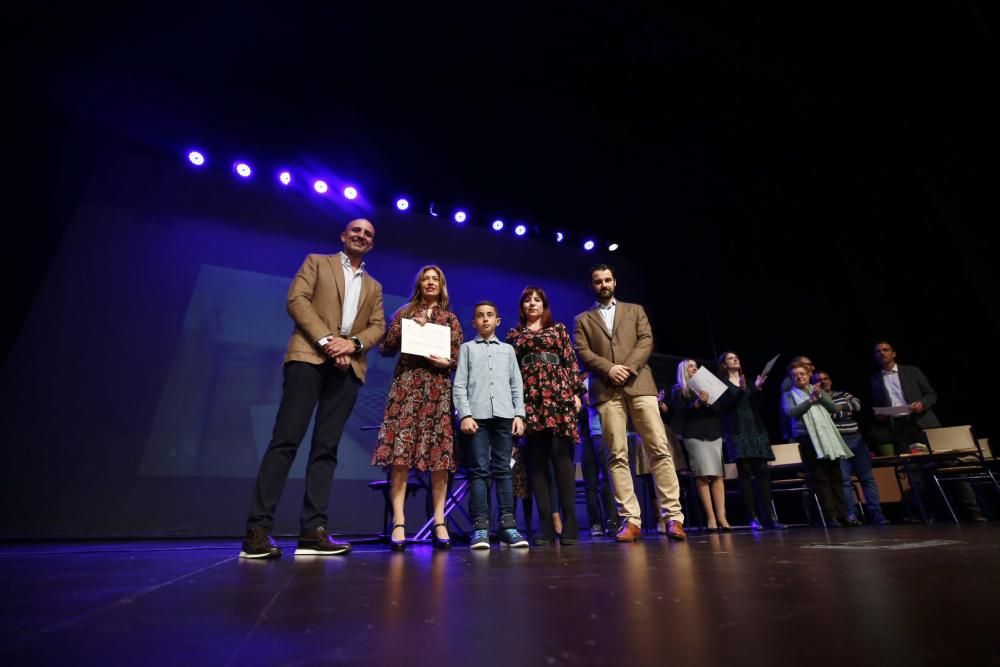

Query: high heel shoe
[389,524,407,552]
[431,522,452,550]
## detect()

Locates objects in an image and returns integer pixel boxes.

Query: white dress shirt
[596,299,616,336]
[881,364,907,407]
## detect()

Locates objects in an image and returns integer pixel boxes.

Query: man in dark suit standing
[241,218,386,558]
[870,340,985,522]
[574,264,687,541]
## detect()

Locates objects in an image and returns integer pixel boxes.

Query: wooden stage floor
[1,524,997,666]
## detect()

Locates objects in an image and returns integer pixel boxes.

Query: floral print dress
[505,323,584,441]
[371,305,463,472]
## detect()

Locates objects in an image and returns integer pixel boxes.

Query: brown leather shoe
[615,521,642,542]
[295,527,352,555]
[239,527,282,559]
[666,520,687,541]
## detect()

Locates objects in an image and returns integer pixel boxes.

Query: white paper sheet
[873,405,912,417]
[401,318,451,359]
[687,366,729,405]
[760,353,781,378]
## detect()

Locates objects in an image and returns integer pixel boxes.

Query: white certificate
[760,353,781,378]
[401,318,451,359]
[873,405,912,417]
[687,366,729,405]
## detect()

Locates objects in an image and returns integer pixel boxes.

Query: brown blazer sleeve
[287,254,336,343]
[621,303,653,374]
[574,311,613,378]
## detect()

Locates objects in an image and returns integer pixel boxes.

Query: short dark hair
[873,340,895,351]
[472,300,499,317]
[589,263,616,279]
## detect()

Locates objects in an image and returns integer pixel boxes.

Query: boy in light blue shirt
[453,301,528,549]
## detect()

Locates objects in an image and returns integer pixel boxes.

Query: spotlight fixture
[396,198,410,211]
[554,232,564,243]
[343,186,358,200]
[188,150,205,166]
[514,224,527,237]
[233,162,252,178]
[492,219,505,231]
[278,171,292,186]
[608,243,619,252]
[453,210,467,223]
[583,240,595,251]
[313,180,329,194]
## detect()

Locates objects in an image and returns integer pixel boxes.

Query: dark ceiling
[13,3,998,248]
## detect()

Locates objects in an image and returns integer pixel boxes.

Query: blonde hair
[400,265,451,319]
[676,359,697,397]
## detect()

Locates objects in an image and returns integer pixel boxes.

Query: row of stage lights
[186,150,619,253]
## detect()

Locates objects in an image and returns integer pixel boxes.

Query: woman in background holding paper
[671,359,730,530]
[715,351,782,530]
[507,286,584,545]
[372,265,463,549]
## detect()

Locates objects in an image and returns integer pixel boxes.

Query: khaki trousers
[597,392,684,527]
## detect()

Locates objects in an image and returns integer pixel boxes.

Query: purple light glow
[454,210,467,223]
[583,240,595,251]
[188,151,205,166]
[278,171,292,186]
[343,186,358,200]
[492,219,504,231]
[396,198,410,211]
[514,224,527,237]
[234,162,252,178]
[313,180,329,194]
[555,232,564,243]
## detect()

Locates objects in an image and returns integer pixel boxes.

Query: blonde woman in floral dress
[372,265,463,550]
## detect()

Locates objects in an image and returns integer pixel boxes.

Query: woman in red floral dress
[506,286,584,545]
[372,265,463,549]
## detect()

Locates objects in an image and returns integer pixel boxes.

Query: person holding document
[671,359,730,531]
[507,286,584,545]
[372,265,463,549]
[869,340,985,522]
[715,351,782,530]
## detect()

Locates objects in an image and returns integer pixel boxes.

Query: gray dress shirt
[452,336,525,420]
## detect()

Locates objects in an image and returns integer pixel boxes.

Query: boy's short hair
[472,300,499,317]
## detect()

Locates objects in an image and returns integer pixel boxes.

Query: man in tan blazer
[574,264,686,541]
[241,218,386,559]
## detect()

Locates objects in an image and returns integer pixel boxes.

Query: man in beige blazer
[241,218,386,559]
[574,264,687,541]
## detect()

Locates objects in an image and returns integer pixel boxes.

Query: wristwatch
[350,336,363,353]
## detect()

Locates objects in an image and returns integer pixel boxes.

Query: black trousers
[736,457,775,523]
[525,430,579,539]
[797,435,848,522]
[581,433,618,529]
[246,360,361,532]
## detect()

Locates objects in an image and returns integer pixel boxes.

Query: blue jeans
[468,418,515,526]
[581,433,617,528]
[839,432,882,519]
